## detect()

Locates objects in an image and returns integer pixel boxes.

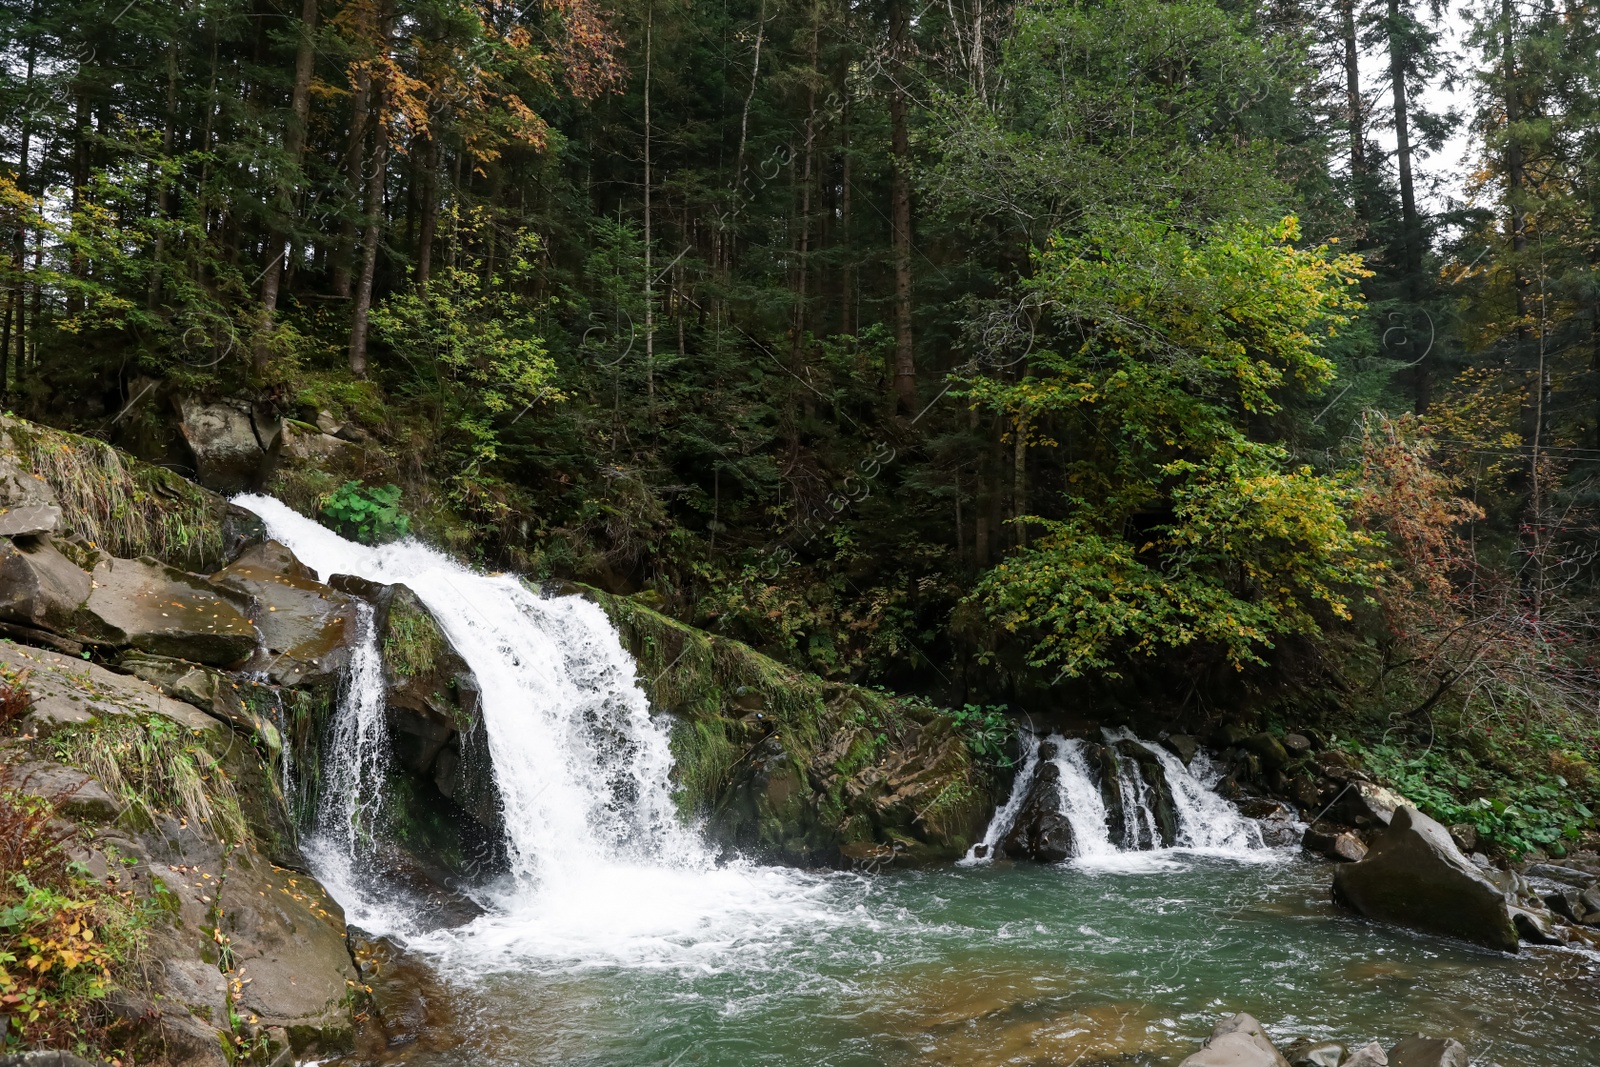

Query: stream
[235,496,1600,1067]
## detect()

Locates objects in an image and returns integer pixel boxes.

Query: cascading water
[234,494,840,967]
[967,727,1267,865]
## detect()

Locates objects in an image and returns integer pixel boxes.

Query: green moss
[383,598,446,680]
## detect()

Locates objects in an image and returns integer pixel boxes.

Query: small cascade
[968,727,1266,864]
[317,604,391,860]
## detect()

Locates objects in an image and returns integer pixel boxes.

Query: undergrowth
[50,716,248,845]
[4,419,227,568]
[382,599,445,680]
[0,788,148,1055]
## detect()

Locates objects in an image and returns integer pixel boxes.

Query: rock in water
[1284,1039,1346,1067]
[1333,806,1520,952]
[76,555,259,666]
[1343,1041,1390,1067]
[1179,1013,1291,1067]
[1162,733,1199,765]
[1388,1036,1468,1067]
[1000,754,1075,862]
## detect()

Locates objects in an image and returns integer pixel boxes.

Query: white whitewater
[235,495,843,970]
[967,727,1268,866]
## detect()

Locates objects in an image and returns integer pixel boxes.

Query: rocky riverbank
[0,416,1001,1062]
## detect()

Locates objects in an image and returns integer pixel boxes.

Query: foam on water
[235,494,850,970]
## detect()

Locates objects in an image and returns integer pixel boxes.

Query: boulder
[0,642,222,738]
[0,537,90,631]
[1509,904,1566,945]
[1524,862,1596,888]
[1302,821,1367,863]
[1282,732,1312,756]
[0,503,61,537]
[1163,733,1199,765]
[1333,806,1520,952]
[173,397,277,492]
[0,1053,100,1067]
[211,540,357,688]
[1448,824,1478,853]
[1179,1013,1290,1067]
[1343,1041,1389,1067]
[119,652,282,753]
[0,761,119,821]
[1000,752,1075,862]
[1330,780,1409,828]
[1284,1039,1346,1067]
[1388,1036,1468,1067]
[76,555,258,666]
[1241,732,1291,771]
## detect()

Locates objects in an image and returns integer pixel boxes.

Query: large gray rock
[0,537,90,631]
[0,642,222,738]
[210,540,356,687]
[77,555,258,666]
[1179,1013,1290,1067]
[1388,1036,1468,1067]
[0,1053,100,1067]
[1284,1039,1346,1067]
[1333,806,1520,951]
[120,652,282,753]
[1343,1041,1389,1067]
[0,503,61,537]
[174,397,278,492]
[0,760,119,821]
[1331,780,1409,828]
[1163,733,1199,765]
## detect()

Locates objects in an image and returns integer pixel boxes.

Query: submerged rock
[1179,1012,1290,1067]
[1333,806,1520,952]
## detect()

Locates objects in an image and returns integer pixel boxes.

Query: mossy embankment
[569,583,1001,867]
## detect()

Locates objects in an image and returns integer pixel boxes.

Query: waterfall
[234,495,837,966]
[968,727,1266,865]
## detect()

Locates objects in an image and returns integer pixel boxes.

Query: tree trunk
[1340,0,1367,229]
[348,93,389,378]
[416,134,440,286]
[256,0,319,365]
[333,66,373,299]
[1386,0,1428,412]
[889,0,915,413]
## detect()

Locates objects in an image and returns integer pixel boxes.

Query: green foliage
[1352,740,1597,858]
[322,482,411,545]
[382,600,445,679]
[968,215,1379,676]
[949,704,1014,767]
[371,214,562,490]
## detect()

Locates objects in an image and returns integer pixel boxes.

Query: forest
[1,0,1598,847]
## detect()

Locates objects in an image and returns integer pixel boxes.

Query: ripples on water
[345,853,1600,1067]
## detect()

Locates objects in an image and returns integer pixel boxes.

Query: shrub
[321,481,411,545]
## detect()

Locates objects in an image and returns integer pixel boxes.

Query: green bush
[321,481,411,544]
